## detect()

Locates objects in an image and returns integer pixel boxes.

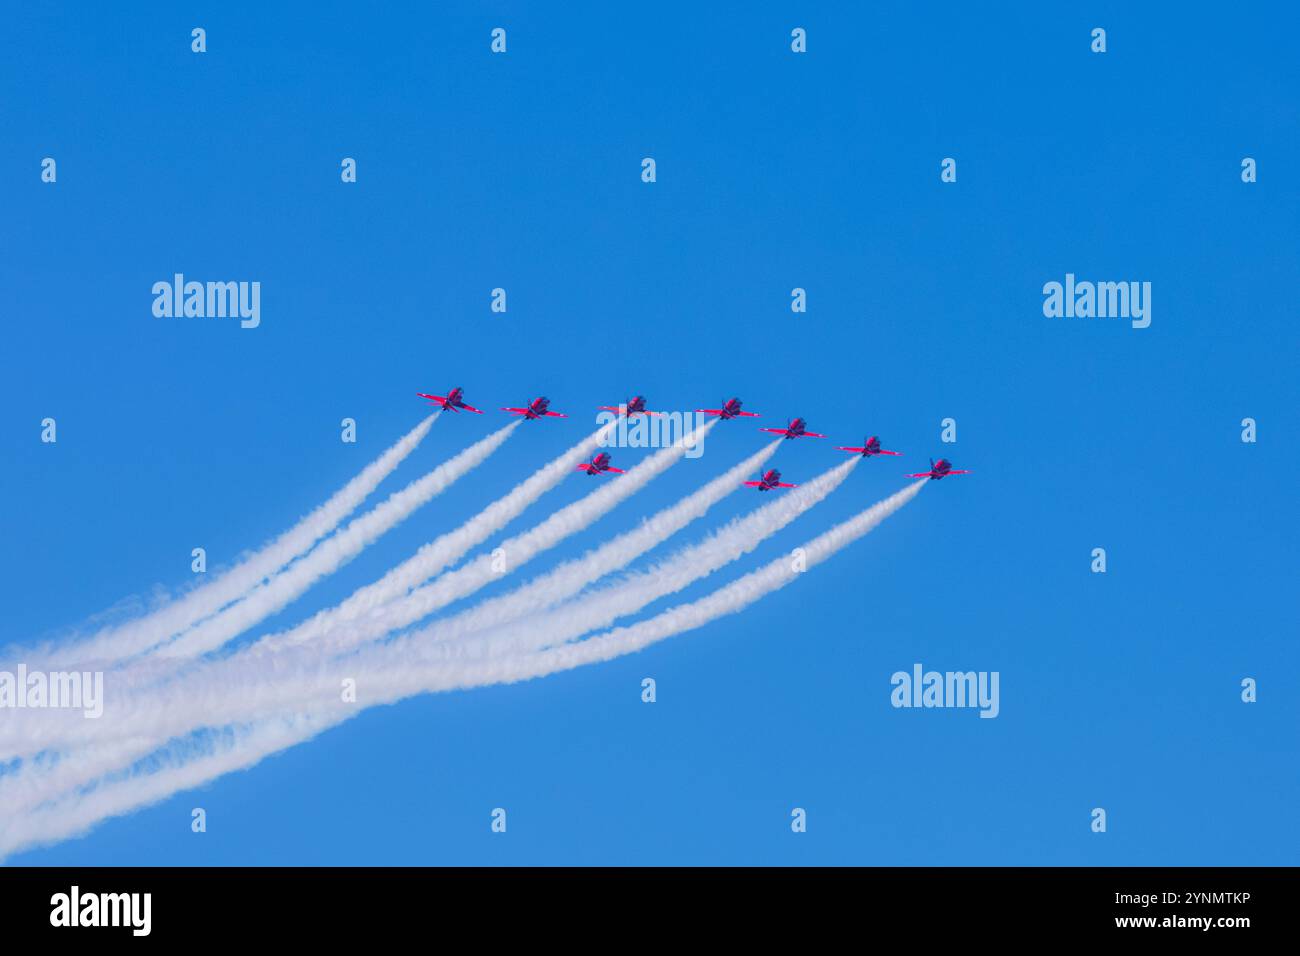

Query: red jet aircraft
[416,386,484,414]
[907,458,971,480]
[598,395,660,417]
[836,435,901,458]
[696,398,760,420]
[743,469,798,491]
[576,452,625,476]
[760,417,825,440]
[502,397,568,420]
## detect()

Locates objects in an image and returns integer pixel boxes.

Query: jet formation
[416,388,970,490]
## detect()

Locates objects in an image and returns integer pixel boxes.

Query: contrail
[0,737,164,817]
[248,418,718,660]
[243,475,921,714]
[360,438,782,650]
[23,414,439,669]
[144,422,519,661]
[0,716,336,859]
[401,453,860,663]
[0,452,851,758]
[447,479,930,678]
[207,418,624,662]
[0,418,613,762]
[0,435,768,801]
[0,481,924,858]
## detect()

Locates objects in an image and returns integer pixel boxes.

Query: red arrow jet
[760,417,825,440]
[836,435,901,458]
[598,395,660,417]
[502,396,568,420]
[696,397,759,420]
[416,386,484,414]
[906,458,971,481]
[576,452,625,476]
[743,469,798,491]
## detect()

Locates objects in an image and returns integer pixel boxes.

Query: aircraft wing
[876,449,901,456]
[543,411,568,418]
[800,431,826,438]
[604,466,626,474]
[835,446,866,453]
[945,469,971,475]
[734,410,760,417]
[758,427,790,435]
[905,471,936,478]
[417,393,446,404]
[742,480,765,487]
[502,407,531,416]
[459,403,485,414]
[774,481,798,488]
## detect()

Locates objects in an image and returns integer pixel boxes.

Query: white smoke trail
[0,715,335,859]
[0,435,767,805]
[0,481,924,859]
[206,418,623,661]
[136,421,520,662]
[24,415,439,669]
[365,438,782,650]
[0,736,164,817]
[0,454,853,757]
[402,453,860,663]
[239,475,922,714]
[453,479,929,676]
[247,418,718,660]
[0,418,609,759]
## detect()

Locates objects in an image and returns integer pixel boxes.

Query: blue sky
[1,2,1297,864]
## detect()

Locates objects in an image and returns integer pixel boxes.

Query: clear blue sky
[2,2,1296,864]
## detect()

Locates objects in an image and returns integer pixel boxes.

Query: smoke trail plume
[402,453,860,663]
[24,415,439,668]
[0,452,852,757]
[148,422,519,661]
[219,419,623,661]
[0,481,924,858]
[376,438,782,649]
[0,435,765,804]
[0,716,335,858]
[250,418,717,660]
[0,418,613,760]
